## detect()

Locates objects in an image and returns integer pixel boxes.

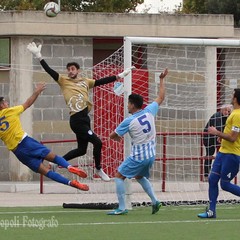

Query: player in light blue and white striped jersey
[107,68,168,215]
[116,100,157,162]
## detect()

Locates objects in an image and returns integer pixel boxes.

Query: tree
[0,0,43,10]
[181,0,207,14]
[181,0,240,27]
[0,0,144,13]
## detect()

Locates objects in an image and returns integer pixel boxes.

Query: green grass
[0,205,240,240]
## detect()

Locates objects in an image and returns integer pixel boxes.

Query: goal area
[44,37,240,208]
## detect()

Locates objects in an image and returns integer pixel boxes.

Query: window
[0,38,10,69]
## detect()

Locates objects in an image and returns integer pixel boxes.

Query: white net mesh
[40,38,240,206]
[75,39,240,206]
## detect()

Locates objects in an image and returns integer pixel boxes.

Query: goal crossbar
[124,37,240,47]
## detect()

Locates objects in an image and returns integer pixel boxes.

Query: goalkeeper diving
[27,42,134,182]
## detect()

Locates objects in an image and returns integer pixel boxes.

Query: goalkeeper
[27,42,134,182]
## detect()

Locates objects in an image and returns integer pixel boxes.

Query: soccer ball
[44,2,60,17]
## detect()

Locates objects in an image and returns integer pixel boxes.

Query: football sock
[53,155,70,168]
[46,171,69,185]
[136,177,157,204]
[208,173,220,212]
[115,178,126,210]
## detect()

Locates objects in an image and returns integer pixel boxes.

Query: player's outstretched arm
[27,42,59,81]
[22,83,46,110]
[94,66,136,87]
[154,68,168,105]
[94,76,117,87]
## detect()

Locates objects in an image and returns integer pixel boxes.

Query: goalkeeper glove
[118,66,135,78]
[27,42,42,59]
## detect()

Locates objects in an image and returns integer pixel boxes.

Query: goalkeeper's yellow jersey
[0,105,25,150]
[58,75,95,116]
[219,108,240,156]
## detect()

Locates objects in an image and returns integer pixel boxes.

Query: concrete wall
[0,12,235,38]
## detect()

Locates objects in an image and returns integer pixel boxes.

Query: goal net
[42,37,240,208]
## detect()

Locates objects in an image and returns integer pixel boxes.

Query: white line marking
[3,219,240,228]
[60,219,240,226]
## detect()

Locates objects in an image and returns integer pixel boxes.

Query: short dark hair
[66,62,80,69]
[0,97,4,103]
[234,88,240,105]
[128,93,143,109]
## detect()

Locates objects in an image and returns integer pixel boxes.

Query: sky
[136,0,183,13]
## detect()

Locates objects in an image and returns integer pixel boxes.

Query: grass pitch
[0,204,240,240]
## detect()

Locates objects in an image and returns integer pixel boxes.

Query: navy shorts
[212,152,240,181]
[13,136,51,173]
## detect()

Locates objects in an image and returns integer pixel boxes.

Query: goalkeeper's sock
[52,155,70,169]
[136,177,157,204]
[115,178,126,210]
[46,170,70,185]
